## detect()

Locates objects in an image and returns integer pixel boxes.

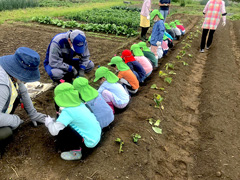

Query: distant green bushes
[0,0,38,11]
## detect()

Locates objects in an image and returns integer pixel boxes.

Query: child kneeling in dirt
[121,49,147,83]
[169,22,181,40]
[94,67,130,110]
[149,9,165,61]
[164,23,176,40]
[73,77,114,126]
[45,82,101,160]
[108,56,139,95]
[175,20,185,35]
[138,42,158,68]
[131,44,153,74]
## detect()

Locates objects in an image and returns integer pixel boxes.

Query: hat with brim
[108,56,130,71]
[170,22,177,28]
[94,66,119,83]
[131,44,144,56]
[0,47,40,82]
[70,30,86,54]
[150,9,164,20]
[164,23,171,30]
[121,50,135,63]
[54,82,81,107]
[73,77,99,102]
[138,42,151,52]
[175,20,183,25]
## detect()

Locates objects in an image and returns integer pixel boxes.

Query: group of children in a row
[45,10,186,161]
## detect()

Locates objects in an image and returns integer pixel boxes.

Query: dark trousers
[56,126,85,152]
[141,27,149,38]
[200,28,216,50]
[0,97,20,156]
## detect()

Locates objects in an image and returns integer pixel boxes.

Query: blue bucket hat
[0,47,40,82]
[69,30,86,54]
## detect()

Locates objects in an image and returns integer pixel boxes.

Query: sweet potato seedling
[115,138,124,153]
[151,84,165,90]
[164,77,172,84]
[165,63,174,70]
[154,93,164,108]
[131,133,141,143]
[159,71,168,77]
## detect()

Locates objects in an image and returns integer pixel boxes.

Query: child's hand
[45,115,54,127]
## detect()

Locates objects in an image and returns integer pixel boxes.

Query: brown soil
[0,14,240,180]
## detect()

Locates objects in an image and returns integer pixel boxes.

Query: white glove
[31,113,47,127]
[156,41,161,47]
[45,115,54,127]
[222,21,226,26]
[147,15,150,20]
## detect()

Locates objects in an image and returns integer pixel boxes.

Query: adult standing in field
[44,29,94,83]
[159,0,171,22]
[140,0,151,41]
[200,0,227,52]
[0,47,46,156]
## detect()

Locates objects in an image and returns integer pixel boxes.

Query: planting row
[31,16,139,37]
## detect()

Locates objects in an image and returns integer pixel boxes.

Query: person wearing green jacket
[138,42,158,68]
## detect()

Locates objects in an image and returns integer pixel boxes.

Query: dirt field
[0,13,240,180]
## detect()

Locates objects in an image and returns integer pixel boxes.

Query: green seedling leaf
[154,119,161,126]
[182,61,189,66]
[159,71,168,77]
[176,55,182,60]
[164,77,172,84]
[159,87,165,91]
[168,71,176,75]
[132,133,141,143]
[188,54,193,58]
[147,118,154,125]
[115,138,124,153]
[152,127,162,134]
[151,84,157,89]
[165,63,174,70]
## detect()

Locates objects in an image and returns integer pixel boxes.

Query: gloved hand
[45,115,54,127]
[222,21,226,26]
[17,79,24,85]
[31,112,47,127]
[79,69,85,77]
[156,41,161,47]
[147,15,150,20]
[72,67,78,78]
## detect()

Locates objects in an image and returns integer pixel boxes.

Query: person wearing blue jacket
[150,9,165,60]
[44,30,94,83]
[73,77,114,128]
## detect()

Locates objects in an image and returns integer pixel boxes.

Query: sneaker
[206,47,210,50]
[60,150,82,160]
[200,49,204,53]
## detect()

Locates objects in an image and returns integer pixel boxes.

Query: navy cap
[70,30,86,54]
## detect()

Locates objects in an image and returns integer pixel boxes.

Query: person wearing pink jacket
[200,0,227,52]
[131,44,153,76]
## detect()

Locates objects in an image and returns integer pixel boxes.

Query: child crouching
[73,77,114,127]
[94,67,130,110]
[45,82,101,160]
[108,56,139,95]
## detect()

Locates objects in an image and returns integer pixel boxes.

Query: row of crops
[32,6,141,37]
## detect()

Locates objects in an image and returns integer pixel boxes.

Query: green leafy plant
[179,50,186,56]
[165,63,174,70]
[176,55,182,60]
[147,118,162,134]
[164,77,172,84]
[150,84,165,90]
[188,54,193,58]
[131,133,141,143]
[179,61,189,66]
[115,138,124,153]
[153,93,164,108]
[159,71,168,77]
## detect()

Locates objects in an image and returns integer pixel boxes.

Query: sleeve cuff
[68,65,73,72]
[80,65,86,70]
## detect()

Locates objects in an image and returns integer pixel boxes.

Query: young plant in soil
[115,138,124,153]
[179,61,189,66]
[164,63,174,70]
[154,93,164,109]
[164,77,172,84]
[159,70,168,77]
[147,118,162,134]
[151,84,165,90]
[131,133,141,143]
